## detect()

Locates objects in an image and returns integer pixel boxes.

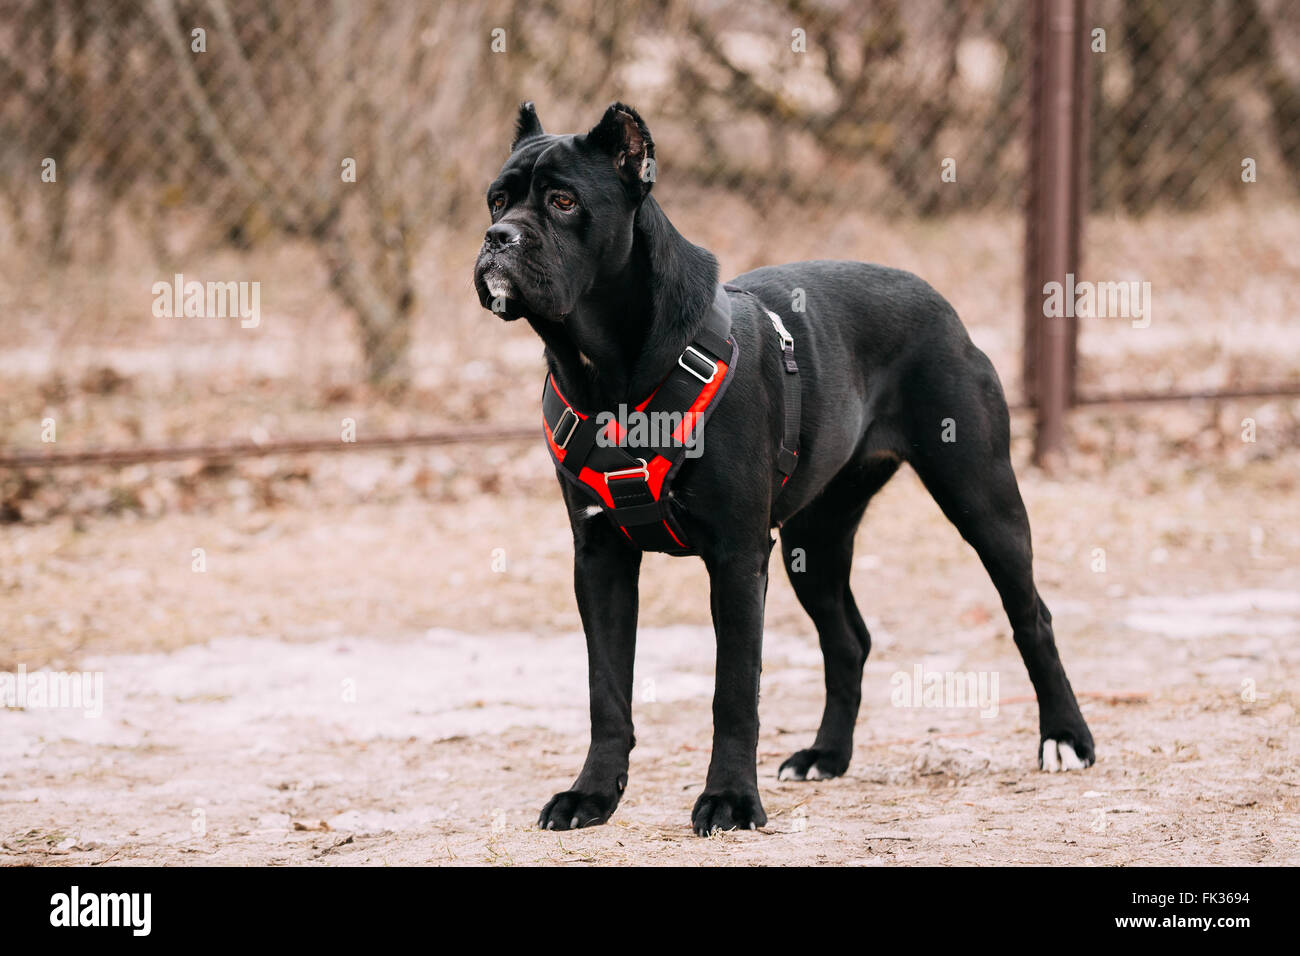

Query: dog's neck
[529,196,719,411]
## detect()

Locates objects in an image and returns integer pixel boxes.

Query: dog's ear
[586,102,655,199]
[511,101,545,151]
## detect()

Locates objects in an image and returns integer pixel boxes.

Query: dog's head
[473,101,656,322]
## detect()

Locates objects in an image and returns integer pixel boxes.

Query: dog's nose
[484,222,522,251]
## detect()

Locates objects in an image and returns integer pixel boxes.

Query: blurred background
[2,0,1298,654]
[2,0,1297,442]
[1,0,1298,866]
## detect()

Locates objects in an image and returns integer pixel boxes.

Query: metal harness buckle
[553,407,579,450]
[767,310,794,351]
[678,346,718,384]
[604,458,649,485]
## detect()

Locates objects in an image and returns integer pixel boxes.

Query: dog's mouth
[482,268,513,301]
[475,254,569,324]
[474,258,524,320]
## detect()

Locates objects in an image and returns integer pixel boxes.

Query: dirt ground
[2,412,1297,866]
[1,200,1297,865]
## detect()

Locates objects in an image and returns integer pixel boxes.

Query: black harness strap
[725,285,801,485]
[772,314,801,481]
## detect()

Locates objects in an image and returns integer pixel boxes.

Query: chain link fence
[1077,0,1300,408]
[2,1,1037,392]
[1089,0,1300,213]
[0,0,1297,468]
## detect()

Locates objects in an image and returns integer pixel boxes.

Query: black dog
[473,102,1094,836]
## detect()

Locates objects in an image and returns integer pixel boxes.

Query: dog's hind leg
[902,348,1094,771]
[777,456,899,781]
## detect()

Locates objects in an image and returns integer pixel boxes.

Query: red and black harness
[542,284,800,556]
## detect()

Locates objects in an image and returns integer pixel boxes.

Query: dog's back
[727,259,1000,479]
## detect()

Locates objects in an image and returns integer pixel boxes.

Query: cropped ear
[585,102,655,199]
[511,101,544,151]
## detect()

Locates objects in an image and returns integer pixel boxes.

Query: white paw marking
[1058,742,1087,770]
[1041,738,1089,772]
[1042,740,1060,772]
[778,766,801,781]
[805,764,828,781]
[582,505,602,518]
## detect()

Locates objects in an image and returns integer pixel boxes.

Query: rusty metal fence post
[1025,0,1091,468]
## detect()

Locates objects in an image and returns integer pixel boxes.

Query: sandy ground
[1,201,1296,865]
[2,439,1297,866]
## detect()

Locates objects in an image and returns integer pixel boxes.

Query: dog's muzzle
[477,223,526,305]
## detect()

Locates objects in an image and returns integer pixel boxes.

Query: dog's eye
[549,193,576,212]
[490,194,506,212]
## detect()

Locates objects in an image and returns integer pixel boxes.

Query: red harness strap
[540,283,801,555]
[541,284,739,555]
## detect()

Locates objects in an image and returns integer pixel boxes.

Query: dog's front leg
[692,542,771,835]
[538,509,642,830]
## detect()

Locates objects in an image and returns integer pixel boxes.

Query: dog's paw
[691,789,767,836]
[777,748,849,782]
[537,786,620,831]
[1039,733,1095,772]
